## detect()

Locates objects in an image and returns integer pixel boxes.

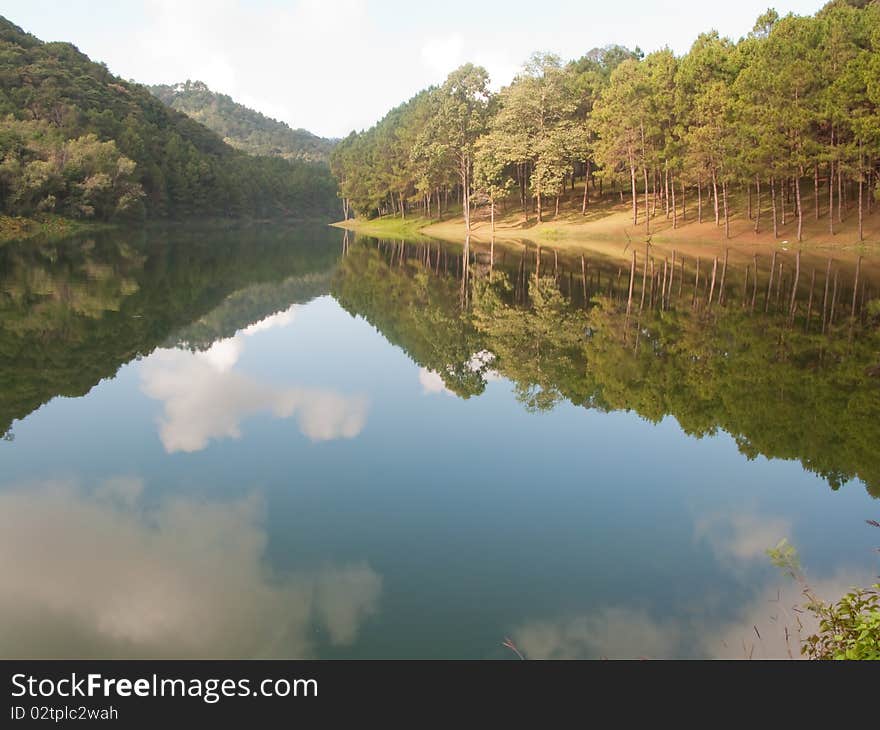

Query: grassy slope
[335,180,880,271]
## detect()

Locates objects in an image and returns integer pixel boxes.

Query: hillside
[0,17,338,222]
[149,80,335,164]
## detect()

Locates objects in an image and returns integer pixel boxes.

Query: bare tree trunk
[781,177,786,226]
[664,160,670,219]
[697,174,703,223]
[671,172,677,229]
[722,179,730,238]
[795,174,803,242]
[754,176,761,234]
[771,177,778,237]
[582,160,590,214]
[681,180,686,222]
[630,163,637,226]
[644,167,650,235]
[814,163,819,221]
[711,168,720,226]
[718,248,729,305]
[858,140,864,242]
[829,160,835,236]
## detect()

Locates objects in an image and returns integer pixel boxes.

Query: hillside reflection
[332,236,880,496]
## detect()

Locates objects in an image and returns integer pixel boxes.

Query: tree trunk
[664,160,670,219]
[671,172,677,229]
[722,179,730,238]
[697,174,703,223]
[644,167,650,235]
[754,176,761,234]
[781,177,786,226]
[711,168,719,226]
[795,173,803,242]
[858,140,864,242]
[771,177,778,237]
[829,160,835,236]
[814,163,819,221]
[630,163,637,226]
[681,180,686,222]
[582,160,590,214]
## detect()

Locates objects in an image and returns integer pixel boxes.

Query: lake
[1,223,878,659]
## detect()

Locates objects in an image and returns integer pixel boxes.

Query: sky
[3,0,826,139]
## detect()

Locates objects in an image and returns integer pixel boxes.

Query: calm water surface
[1,223,878,659]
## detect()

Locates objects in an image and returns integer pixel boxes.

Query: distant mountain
[149,81,336,164]
[0,17,338,221]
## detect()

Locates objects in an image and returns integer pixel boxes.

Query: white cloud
[420,33,464,79]
[418,368,452,396]
[512,566,875,661]
[694,511,792,565]
[4,0,828,137]
[514,607,682,660]
[242,306,298,336]
[195,336,244,372]
[141,346,369,452]
[0,478,381,658]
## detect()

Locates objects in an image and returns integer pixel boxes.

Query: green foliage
[766,536,880,660]
[333,3,880,240]
[802,585,880,660]
[148,80,335,164]
[0,17,338,220]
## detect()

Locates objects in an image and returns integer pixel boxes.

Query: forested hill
[149,80,335,164]
[0,17,338,222]
[333,1,880,242]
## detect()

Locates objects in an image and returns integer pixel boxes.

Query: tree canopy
[332,2,880,241]
[0,17,338,221]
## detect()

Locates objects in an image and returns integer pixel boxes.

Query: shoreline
[333,194,880,268]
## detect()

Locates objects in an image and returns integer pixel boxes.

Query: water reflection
[0,224,340,440]
[511,508,875,660]
[141,306,369,452]
[0,477,381,658]
[2,224,880,660]
[332,237,880,496]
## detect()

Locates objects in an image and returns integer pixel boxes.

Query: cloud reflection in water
[0,478,381,658]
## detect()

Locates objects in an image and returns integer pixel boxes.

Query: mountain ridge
[148,80,336,164]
